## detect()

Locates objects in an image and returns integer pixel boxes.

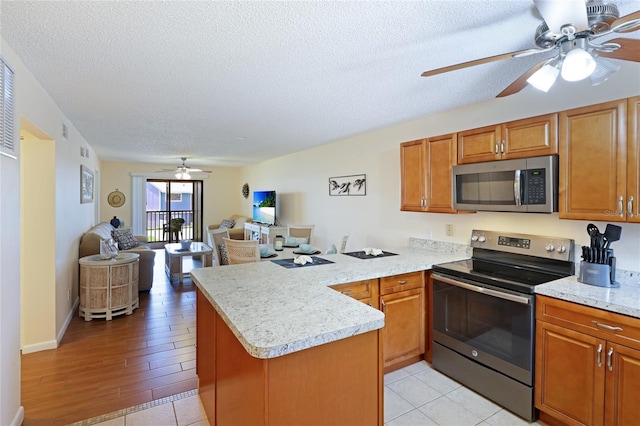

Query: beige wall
[238,67,640,271]
[99,161,241,230]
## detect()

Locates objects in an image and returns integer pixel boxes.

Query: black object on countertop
[342,251,398,259]
[271,256,335,269]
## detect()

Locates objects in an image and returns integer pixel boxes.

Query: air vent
[62,123,68,141]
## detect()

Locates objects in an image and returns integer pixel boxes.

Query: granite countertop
[190,241,470,359]
[191,237,640,359]
[535,270,640,318]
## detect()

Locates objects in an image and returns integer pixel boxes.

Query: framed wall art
[80,165,94,204]
[328,174,366,196]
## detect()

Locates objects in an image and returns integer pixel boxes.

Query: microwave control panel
[525,169,546,204]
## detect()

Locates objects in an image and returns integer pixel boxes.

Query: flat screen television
[252,190,276,225]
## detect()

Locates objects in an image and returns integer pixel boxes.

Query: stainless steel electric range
[430,229,575,421]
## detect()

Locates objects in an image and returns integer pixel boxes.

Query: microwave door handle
[514,170,522,206]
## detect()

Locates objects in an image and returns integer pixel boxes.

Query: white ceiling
[2,1,639,169]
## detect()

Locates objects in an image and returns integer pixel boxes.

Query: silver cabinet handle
[495,143,499,155]
[619,196,624,218]
[592,321,623,332]
[341,289,352,295]
[628,196,634,218]
[381,300,386,313]
[607,347,614,371]
[397,280,408,284]
[500,141,505,154]
[597,344,603,367]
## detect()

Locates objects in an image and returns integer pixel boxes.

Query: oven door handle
[432,274,531,305]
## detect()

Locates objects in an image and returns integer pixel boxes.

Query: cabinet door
[400,139,427,211]
[457,124,501,164]
[330,279,379,309]
[605,342,640,426]
[425,133,458,213]
[628,97,639,223]
[535,321,606,426]
[503,113,558,160]
[380,287,425,369]
[559,100,627,221]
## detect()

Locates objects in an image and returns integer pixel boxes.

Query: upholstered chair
[222,238,260,265]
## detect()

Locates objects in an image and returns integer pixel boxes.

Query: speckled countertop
[190,240,470,359]
[535,269,640,318]
[191,237,640,360]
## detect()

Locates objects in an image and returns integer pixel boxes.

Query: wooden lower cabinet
[380,272,425,371]
[535,295,640,426]
[196,288,383,425]
[330,272,427,372]
[330,278,379,309]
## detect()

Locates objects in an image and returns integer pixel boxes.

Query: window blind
[0,57,16,153]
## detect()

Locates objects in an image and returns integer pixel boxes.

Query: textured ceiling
[1,1,639,168]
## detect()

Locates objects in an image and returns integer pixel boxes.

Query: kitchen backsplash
[409,237,472,256]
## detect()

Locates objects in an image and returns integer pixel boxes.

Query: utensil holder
[578,261,619,288]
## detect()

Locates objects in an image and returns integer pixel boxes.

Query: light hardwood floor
[21,249,199,425]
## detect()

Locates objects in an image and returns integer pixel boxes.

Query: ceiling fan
[421,0,640,97]
[160,157,212,179]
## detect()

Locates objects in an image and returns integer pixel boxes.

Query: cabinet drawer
[380,271,424,295]
[537,295,640,348]
[330,279,377,300]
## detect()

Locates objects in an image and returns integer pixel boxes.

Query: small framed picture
[329,174,366,196]
[81,165,94,204]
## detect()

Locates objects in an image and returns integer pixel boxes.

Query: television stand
[244,223,286,245]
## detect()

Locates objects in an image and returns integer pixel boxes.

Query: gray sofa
[79,222,156,291]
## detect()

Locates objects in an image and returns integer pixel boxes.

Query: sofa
[208,214,253,240]
[79,222,156,291]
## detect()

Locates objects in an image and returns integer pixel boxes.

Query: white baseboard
[21,297,79,354]
[10,406,24,426]
[57,297,80,346]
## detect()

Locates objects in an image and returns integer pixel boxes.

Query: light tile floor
[79,360,544,426]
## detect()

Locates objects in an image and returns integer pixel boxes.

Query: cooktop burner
[432,230,575,294]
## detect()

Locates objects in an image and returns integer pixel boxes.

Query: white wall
[1,37,98,424]
[239,64,640,272]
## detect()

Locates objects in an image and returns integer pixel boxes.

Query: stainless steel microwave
[452,155,558,213]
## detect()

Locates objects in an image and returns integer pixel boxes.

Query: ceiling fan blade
[597,38,640,62]
[421,49,544,77]
[610,10,640,33]
[534,0,588,33]
[496,60,547,98]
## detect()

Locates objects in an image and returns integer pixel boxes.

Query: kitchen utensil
[603,224,622,249]
[610,256,617,284]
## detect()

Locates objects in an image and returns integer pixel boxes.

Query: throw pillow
[220,219,235,229]
[111,228,140,250]
[218,243,229,265]
[284,236,308,247]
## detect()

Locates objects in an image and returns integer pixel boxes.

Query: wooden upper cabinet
[559,99,628,221]
[458,114,558,164]
[400,139,426,212]
[400,134,457,213]
[627,96,639,223]
[457,124,501,163]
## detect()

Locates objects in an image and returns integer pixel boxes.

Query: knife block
[578,261,619,288]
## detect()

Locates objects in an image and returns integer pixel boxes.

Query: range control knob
[545,244,555,252]
[471,235,479,242]
[556,245,567,253]
[478,236,486,243]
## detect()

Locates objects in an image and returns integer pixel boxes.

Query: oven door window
[432,278,534,374]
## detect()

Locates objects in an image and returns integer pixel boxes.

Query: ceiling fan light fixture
[589,56,620,86]
[182,172,191,180]
[527,61,560,92]
[175,171,183,179]
[561,47,597,81]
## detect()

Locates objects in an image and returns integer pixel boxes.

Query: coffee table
[165,242,213,283]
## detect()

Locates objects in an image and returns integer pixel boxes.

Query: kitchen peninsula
[190,243,470,425]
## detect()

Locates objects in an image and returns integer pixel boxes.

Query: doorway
[145,179,203,244]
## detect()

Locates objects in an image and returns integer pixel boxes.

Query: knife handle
[609,256,616,284]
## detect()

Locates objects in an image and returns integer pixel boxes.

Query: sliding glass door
[145,179,203,243]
